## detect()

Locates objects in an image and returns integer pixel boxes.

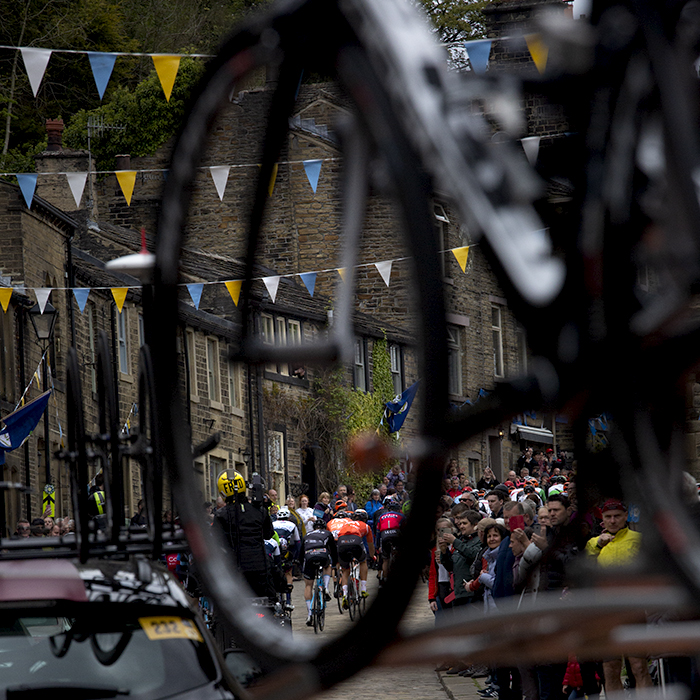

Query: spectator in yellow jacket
[586,499,650,691]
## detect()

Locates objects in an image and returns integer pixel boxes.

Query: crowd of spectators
[427,447,672,700]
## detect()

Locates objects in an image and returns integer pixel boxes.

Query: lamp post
[28,302,58,490]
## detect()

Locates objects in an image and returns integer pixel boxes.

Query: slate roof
[71,213,413,345]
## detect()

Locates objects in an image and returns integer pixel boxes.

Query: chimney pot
[45,119,64,152]
[115,154,131,170]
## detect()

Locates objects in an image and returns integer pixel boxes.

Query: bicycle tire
[335,570,344,615]
[147,0,700,687]
[347,573,356,622]
[312,577,321,634]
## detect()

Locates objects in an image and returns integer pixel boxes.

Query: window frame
[186,330,198,398]
[354,337,368,391]
[491,305,504,378]
[117,306,129,375]
[447,324,462,397]
[389,344,403,396]
[206,337,221,403]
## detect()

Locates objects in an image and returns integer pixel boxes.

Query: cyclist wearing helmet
[301,519,338,626]
[214,470,275,599]
[272,507,301,609]
[335,511,375,607]
[376,497,406,582]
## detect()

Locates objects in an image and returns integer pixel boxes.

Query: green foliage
[0,0,270,163]
[261,339,398,496]
[416,0,487,43]
[63,57,205,171]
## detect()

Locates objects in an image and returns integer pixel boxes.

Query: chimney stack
[45,118,64,151]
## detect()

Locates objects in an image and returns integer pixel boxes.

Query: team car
[0,557,244,699]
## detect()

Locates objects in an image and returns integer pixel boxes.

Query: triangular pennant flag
[20,47,52,97]
[525,34,548,74]
[299,272,316,297]
[65,172,88,208]
[268,163,278,197]
[16,173,37,209]
[187,283,204,309]
[337,268,347,282]
[303,160,322,193]
[210,165,230,201]
[87,51,117,100]
[225,280,242,306]
[262,276,281,304]
[521,136,541,166]
[465,40,492,74]
[452,246,470,273]
[72,288,90,313]
[115,170,136,205]
[0,288,11,312]
[111,287,128,312]
[375,260,393,287]
[151,54,181,101]
[34,288,51,314]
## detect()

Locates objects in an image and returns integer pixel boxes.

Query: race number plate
[138,616,203,642]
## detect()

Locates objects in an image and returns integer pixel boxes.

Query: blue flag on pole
[385,381,419,433]
[0,390,51,464]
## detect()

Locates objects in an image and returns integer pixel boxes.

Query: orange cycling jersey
[328,517,351,540]
[337,520,374,543]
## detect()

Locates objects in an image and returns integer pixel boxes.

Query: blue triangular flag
[187,283,204,309]
[465,40,492,74]
[385,381,419,433]
[88,52,117,100]
[303,160,322,193]
[299,272,316,297]
[72,288,90,313]
[16,173,37,209]
[0,390,51,464]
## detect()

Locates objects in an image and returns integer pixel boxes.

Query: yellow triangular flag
[337,268,347,282]
[115,170,136,205]
[525,34,548,75]
[256,163,280,197]
[151,54,181,101]
[0,288,11,312]
[452,246,470,273]
[268,163,278,197]
[111,287,128,312]
[225,280,242,307]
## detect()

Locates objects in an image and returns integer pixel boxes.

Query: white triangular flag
[21,48,52,97]
[65,172,87,208]
[209,165,230,201]
[521,136,541,166]
[375,260,392,287]
[35,288,51,313]
[262,276,281,303]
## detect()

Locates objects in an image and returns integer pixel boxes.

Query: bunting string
[1,132,542,210]
[0,241,484,313]
[12,347,49,411]
[7,31,558,102]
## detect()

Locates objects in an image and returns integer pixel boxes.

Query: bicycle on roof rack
[31,0,700,694]
[145,0,700,693]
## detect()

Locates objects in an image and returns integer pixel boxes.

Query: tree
[63,56,205,171]
[415,0,488,70]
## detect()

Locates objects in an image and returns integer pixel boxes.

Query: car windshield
[0,611,218,699]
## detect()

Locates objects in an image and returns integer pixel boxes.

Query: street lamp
[28,302,57,491]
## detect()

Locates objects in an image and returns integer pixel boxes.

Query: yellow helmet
[218,470,245,498]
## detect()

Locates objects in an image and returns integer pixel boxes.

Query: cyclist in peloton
[272,507,301,610]
[333,510,375,608]
[376,496,406,584]
[301,518,338,626]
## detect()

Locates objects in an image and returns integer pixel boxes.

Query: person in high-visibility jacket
[586,499,649,691]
